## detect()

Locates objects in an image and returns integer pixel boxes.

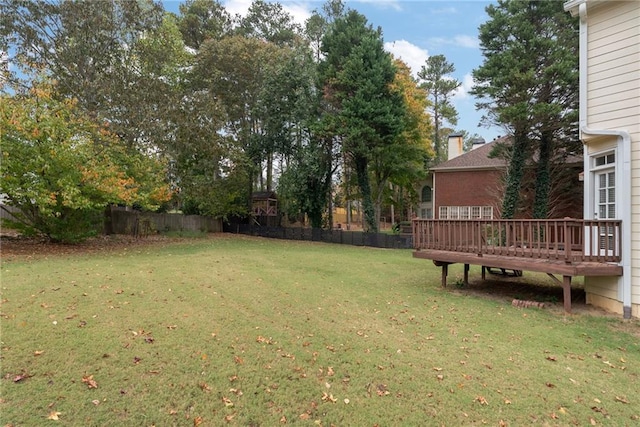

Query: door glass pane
[599,189,606,203]
[608,204,616,218]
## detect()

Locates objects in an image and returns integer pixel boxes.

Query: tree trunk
[533,132,552,219]
[354,155,377,232]
[266,151,273,191]
[501,130,528,219]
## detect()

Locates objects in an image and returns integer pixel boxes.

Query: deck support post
[441,264,448,287]
[562,275,572,314]
[464,264,469,285]
[481,266,486,280]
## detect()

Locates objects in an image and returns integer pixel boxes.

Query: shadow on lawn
[451,272,587,311]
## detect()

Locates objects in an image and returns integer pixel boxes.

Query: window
[439,206,493,219]
[594,153,615,167]
[421,186,432,202]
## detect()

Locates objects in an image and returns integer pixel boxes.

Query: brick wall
[433,169,503,218]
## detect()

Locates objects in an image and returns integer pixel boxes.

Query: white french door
[594,168,617,255]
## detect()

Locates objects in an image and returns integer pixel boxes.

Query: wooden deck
[412,219,623,313]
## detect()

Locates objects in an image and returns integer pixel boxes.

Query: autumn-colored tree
[0,85,171,243]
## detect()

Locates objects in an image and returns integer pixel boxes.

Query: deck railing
[412,219,622,263]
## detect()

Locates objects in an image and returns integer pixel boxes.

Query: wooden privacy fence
[108,207,222,236]
[412,218,621,263]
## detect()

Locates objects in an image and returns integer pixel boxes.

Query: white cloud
[453,35,479,49]
[282,2,313,24]
[428,34,480,49]
[353,0,403,12]
[383,39,428,78]
[223,0,311,24]
[223,0,252,18]
[431,6,457,14]
[453,73,475,100]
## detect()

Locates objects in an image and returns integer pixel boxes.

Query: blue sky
[163,0,504,142]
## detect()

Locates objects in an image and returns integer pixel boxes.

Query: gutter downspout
[576,2,632,318]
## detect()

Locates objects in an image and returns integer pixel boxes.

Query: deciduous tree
[1,85,170,242]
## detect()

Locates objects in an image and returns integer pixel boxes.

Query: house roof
[430,135,510,171]
[252,191,277,200]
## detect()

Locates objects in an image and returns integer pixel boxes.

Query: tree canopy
[471,0,579,218]
[1,0,453,239]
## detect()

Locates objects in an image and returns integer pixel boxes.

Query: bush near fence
[108,207,222,236]
[224,223,413,249]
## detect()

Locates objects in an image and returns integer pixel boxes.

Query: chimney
[471,137,486,150]
[447,132,464,160]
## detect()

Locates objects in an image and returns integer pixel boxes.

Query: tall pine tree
[319,10,405,232]
[471,0,579,218]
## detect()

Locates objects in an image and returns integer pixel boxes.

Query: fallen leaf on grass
[193,416,203,426]
[222,397,234,407]
[280,415,287,423]
[546,382,555,388]
[47,411,61,420]
[34,350,44,356]
[200,383,211,392]
[474,396,488,405]
[615,396,629,404]
[546,356,557,362]
[299,413,310,420]
[91,400,100,405]
[321,392,337,403]
[82,375,98,389]
[224,413,236,422]
[376,384,390,396]
[256,336,273,344]
[234,355,244,365]
[13,372,32,382]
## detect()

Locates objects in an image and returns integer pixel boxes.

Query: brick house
[430,135,507,220]
[423,134,583,220]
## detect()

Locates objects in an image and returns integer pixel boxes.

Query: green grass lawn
[1,235,638,426]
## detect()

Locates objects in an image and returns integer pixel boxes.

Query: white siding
[586,1,640,132]
[585,1,640,314]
